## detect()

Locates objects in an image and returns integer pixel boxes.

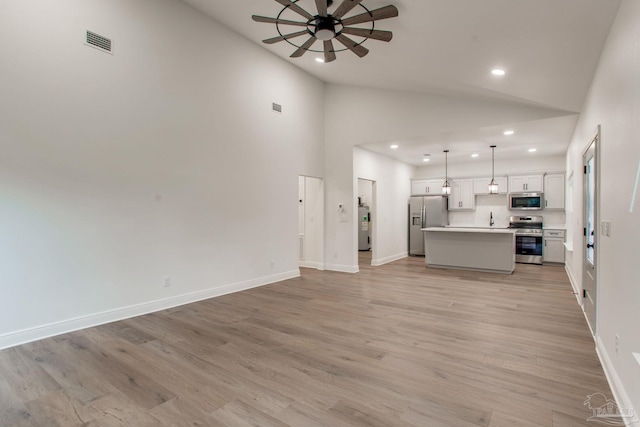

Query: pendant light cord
[444,149,449,184]
[491,145,496,181]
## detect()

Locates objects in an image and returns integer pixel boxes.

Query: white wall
[0,0,324,347]
[354,149,412,266]
[357,179,373,209]
[565,0,640,413]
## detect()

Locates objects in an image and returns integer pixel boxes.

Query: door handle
[586,243,594,249]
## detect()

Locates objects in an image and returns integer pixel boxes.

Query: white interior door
[299,176,324,269]
[582,131,598,335]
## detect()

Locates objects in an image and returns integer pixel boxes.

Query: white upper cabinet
[449,178,475,210]
[509,175,543,192]
[544,173,565,209]
[473,176,508,195]
[411,179,446,196]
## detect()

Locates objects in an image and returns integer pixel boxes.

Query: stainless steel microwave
[509,192,544,210]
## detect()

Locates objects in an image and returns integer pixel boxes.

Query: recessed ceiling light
[528,148,537,153]
[503,130,514,136]
[390,144,399,149]
[423,158,430,162]
[471,153,479,158]
[315,57,325,63]
[492,68,506,76]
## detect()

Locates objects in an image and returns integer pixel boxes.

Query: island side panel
[424,230,515,274]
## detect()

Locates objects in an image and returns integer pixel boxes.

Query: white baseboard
[371,251,407,267]
[298,260,325,270]
[324,263,359,273]
[0,270,300,351]
[594,336,638,427]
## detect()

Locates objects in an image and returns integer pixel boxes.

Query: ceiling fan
[252,0,399,62]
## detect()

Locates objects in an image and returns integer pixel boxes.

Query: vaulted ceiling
[181,0,621,165]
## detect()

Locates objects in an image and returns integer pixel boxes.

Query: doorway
[357,178,375,267]
[298,176,324,270]
[582,127,599,335]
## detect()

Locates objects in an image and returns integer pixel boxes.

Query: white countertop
[543,225,567,230]
[423,227,515,234]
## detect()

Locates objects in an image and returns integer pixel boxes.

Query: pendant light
[488,145,499,194]
[442,150,451,195]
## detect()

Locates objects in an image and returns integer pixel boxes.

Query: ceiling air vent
[86,30,112,54]
[272,102,282,113]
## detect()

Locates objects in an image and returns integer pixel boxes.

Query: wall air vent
[272,102,282,113]
[85,30,112,54]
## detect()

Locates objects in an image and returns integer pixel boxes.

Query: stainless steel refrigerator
[408,196,448,256]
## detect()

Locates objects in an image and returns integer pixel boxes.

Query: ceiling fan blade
[274,0,314,20]
[323,40,337,62]
[315,0,327,17]
[332,0,364,19]
[290,37,317,58]
[335,34,369,58]
[341,27,393,42]
[252,15,308,27]
[341,5,399,26]
[263,30,310,44]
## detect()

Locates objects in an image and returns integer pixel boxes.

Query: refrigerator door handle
[421,206,426,228]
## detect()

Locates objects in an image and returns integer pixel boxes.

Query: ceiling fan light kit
[252,0,399,62]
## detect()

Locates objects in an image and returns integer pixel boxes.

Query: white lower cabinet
[543,229,565,263]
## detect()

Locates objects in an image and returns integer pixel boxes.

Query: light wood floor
[0,256,611,426]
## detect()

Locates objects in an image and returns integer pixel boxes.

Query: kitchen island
[422,227,515,274]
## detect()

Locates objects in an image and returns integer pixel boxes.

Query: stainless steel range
[509,215,543,265]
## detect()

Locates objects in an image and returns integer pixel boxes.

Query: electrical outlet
[164,277,171,288]
[605,221,612,237]
[615,334,620,355]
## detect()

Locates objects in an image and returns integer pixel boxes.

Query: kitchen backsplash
[448,194,566,228]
